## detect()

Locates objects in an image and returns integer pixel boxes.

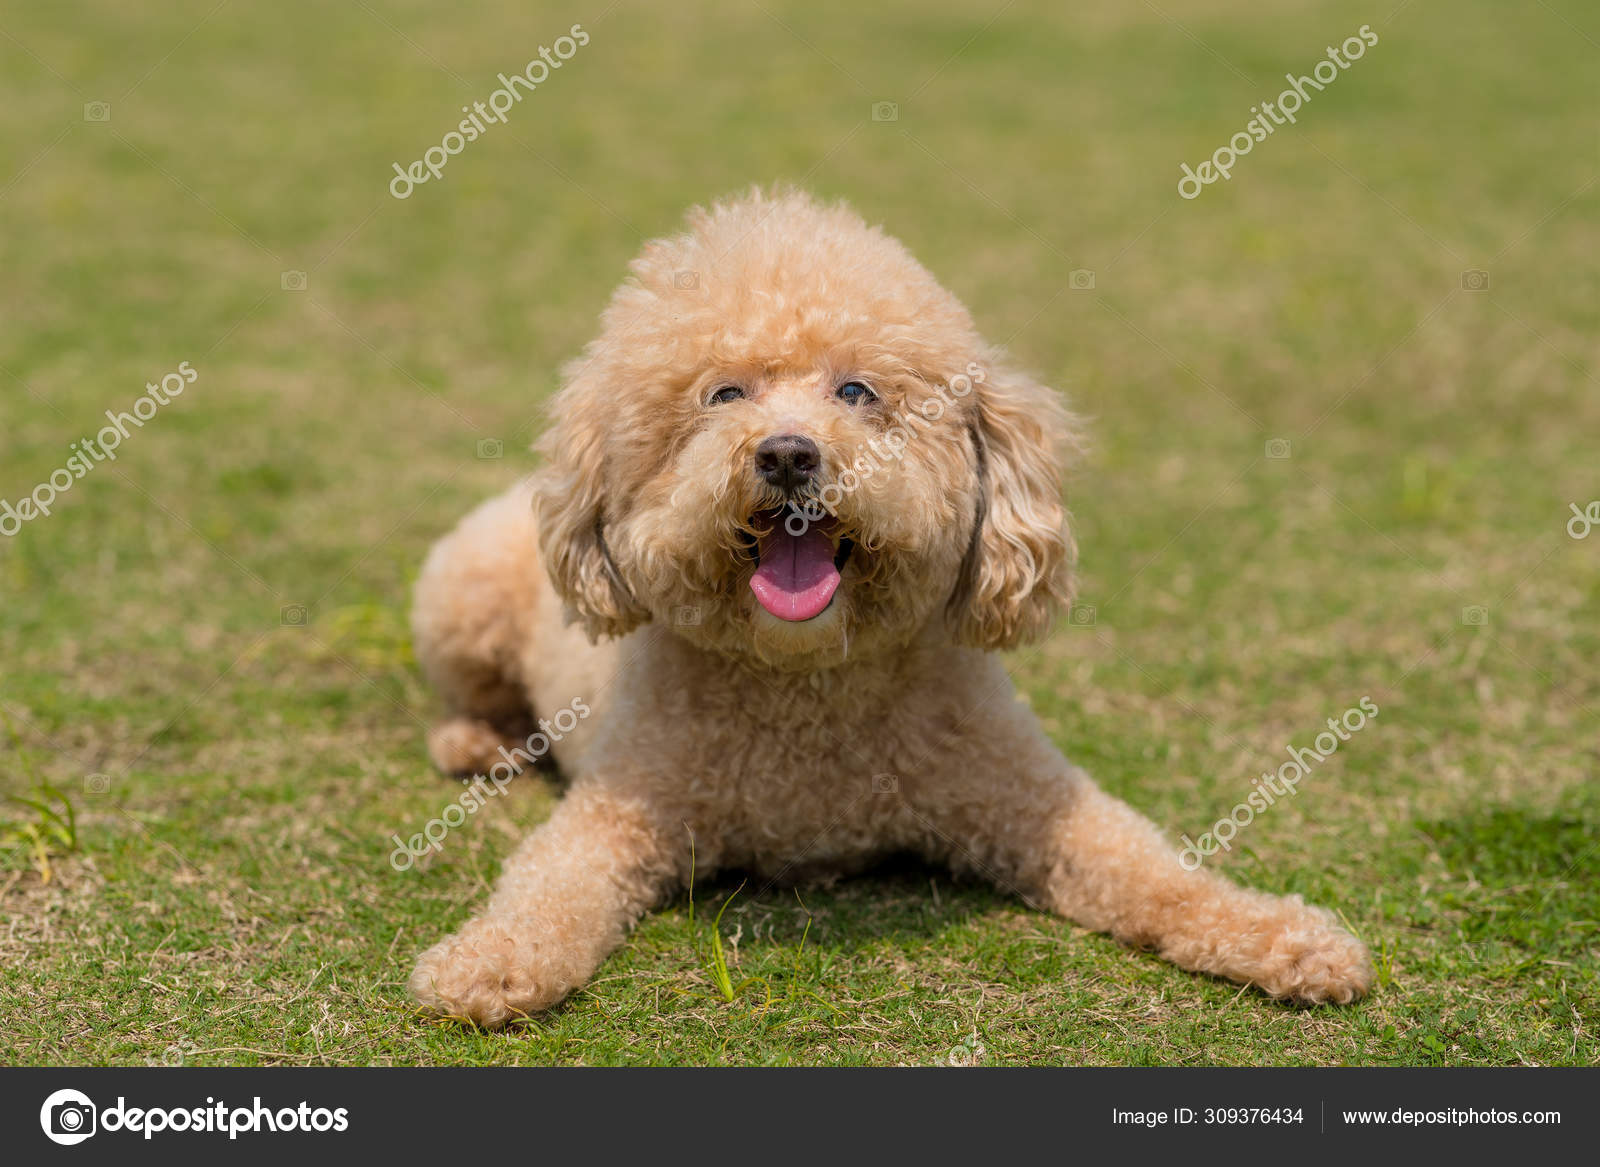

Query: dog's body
[408,190,1372,1026]
[416,481,1080,879]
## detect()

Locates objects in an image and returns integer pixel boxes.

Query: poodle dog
[407,189,1372,1026]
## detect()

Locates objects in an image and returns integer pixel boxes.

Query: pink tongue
[750,523,841,621]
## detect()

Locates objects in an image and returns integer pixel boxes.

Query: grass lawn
[2,0,1596,1066]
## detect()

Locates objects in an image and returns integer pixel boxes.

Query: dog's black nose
[755,433,820,492]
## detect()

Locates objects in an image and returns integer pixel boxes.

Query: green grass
[2,0,1597,1065]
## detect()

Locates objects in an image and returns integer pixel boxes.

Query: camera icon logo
[40,1089,97,1145]
[280,270,307,291]
[871,101,899,122]
[280,604,308,626]
[1265,438,1292,460]
[1070,604,1097,627]
[673,605,702,626]
[476,437,504,460]
[83,101,111,123]
[1461,270,1490,291]
[1461,605,1489,626]
[871,772,899,794]
[672,270,700,290]
[84,773,111,794]
[1069,269,1096,290]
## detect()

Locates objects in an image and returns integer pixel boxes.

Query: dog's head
[534,189,1080,670]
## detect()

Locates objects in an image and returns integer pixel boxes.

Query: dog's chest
[593,637,1013,868]
[649,673,947,863]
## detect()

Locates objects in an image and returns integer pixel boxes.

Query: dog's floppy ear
[533,361,651,640]
[947,360,1079,650]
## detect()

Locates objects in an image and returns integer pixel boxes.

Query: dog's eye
[708,386,744,406]
[835,381,875,405]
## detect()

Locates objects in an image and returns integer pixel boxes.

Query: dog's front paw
[1251,904,1374,1005]
[409,917,572,1026]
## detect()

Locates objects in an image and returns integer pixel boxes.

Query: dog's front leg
[1033,773,1372,1003]
[409,784,680,1026]
[931,741,1372,1003]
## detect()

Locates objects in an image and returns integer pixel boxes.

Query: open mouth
[745,507,855,622]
